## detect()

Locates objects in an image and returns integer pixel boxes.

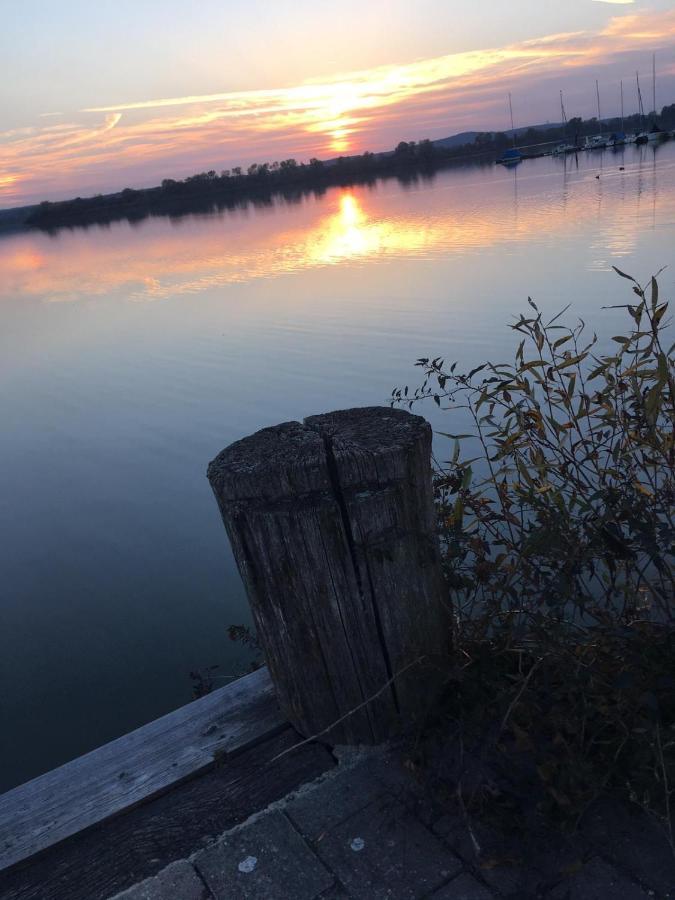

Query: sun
[330,127,351,153]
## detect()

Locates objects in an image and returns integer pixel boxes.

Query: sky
[2,0,675,207]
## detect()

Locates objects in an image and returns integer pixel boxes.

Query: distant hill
[327,122,564,166]
[433,122,562,149]
[0,204,37,232]
[432,131,480,149]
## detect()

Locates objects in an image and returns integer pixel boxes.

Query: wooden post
[207,407,448,744]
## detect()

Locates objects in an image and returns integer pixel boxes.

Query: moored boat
[584,135,606,150]
[552,91,579,156]
[648,124,667,142]
[496,94,523,166]
[552,144,577,156]
[497,147,523,165]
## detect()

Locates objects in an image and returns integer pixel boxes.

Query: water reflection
[2,142,675,793]
[2,144,674,307]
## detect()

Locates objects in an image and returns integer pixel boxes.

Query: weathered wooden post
[207,407,449,744]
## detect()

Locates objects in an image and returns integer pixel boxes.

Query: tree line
[27,104,675,230]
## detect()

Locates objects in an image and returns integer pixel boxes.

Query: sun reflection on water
[1,147,673,306]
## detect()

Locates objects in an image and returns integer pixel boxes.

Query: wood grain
[208,407,449,746]
[0,728,334,900]
[0,667,282,873]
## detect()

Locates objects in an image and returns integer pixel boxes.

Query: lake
[1,141,674,792]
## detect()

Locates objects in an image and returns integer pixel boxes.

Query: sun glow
[1,153,664,306]
[1,8,675,205]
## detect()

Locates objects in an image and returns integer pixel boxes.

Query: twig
[499,655,545,735]
[457,779,482,858]
[268,656,425,764]
[656,722,674,855]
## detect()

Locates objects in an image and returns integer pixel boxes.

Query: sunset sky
[2,0,675,207]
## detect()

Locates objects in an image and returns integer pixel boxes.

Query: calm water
[2,142,675,791]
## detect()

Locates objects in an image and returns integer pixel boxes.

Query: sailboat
[584,81,606,149]
[552,91,578,156]
[608,81,627,148]
[497,93,524,165]
[647,54,668,143]
[634,71,649,144]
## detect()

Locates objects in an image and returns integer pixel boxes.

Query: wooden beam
[0,728,334,900]
[0,667,282,873]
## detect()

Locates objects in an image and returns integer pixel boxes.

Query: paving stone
[357,752,442,827]
[580,797,675,897]
[433,811,597,898]
[312,796,463,899]
[193,810,334,900]
[547,856,652,899]
[285,762,392,841]
[317,885,352,899]
[429,872,494,898]
[110,860,208,900]
[433,813,538,893]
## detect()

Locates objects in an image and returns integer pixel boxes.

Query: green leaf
[651,276,658,309]
[437,433,475,440]
[612,266,637,282]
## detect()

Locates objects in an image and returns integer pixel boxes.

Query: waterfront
[1,141,675,791]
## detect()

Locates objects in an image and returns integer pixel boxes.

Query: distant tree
[417,139,436,161]
[474,132,493,147]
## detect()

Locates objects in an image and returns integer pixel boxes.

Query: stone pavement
[111,748,674,900]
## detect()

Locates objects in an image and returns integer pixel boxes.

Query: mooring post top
[306,406,432,488]
[207,407,432,501]
[305,406,431,451]
[207,420,328,503]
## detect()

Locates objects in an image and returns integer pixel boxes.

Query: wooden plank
[0,727,335,900]
[0,666,282,873]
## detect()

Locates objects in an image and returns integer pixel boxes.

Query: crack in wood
[207,407,448,745]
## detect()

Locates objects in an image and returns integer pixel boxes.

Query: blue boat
[496,93,524,166]
[497,147,523,165]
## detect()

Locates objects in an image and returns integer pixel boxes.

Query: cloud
[593,1,634,5]
[2,7,675,206]
[103,113,122,131]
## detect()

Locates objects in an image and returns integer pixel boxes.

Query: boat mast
[652,53,657,121]
[596,80,602,128]
[620,79,624,132]
[636,71,645,128]
[508,92,516,147]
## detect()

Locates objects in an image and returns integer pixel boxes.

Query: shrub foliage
[394,270,674,840]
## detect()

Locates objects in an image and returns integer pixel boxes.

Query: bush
[394,270,674,841]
